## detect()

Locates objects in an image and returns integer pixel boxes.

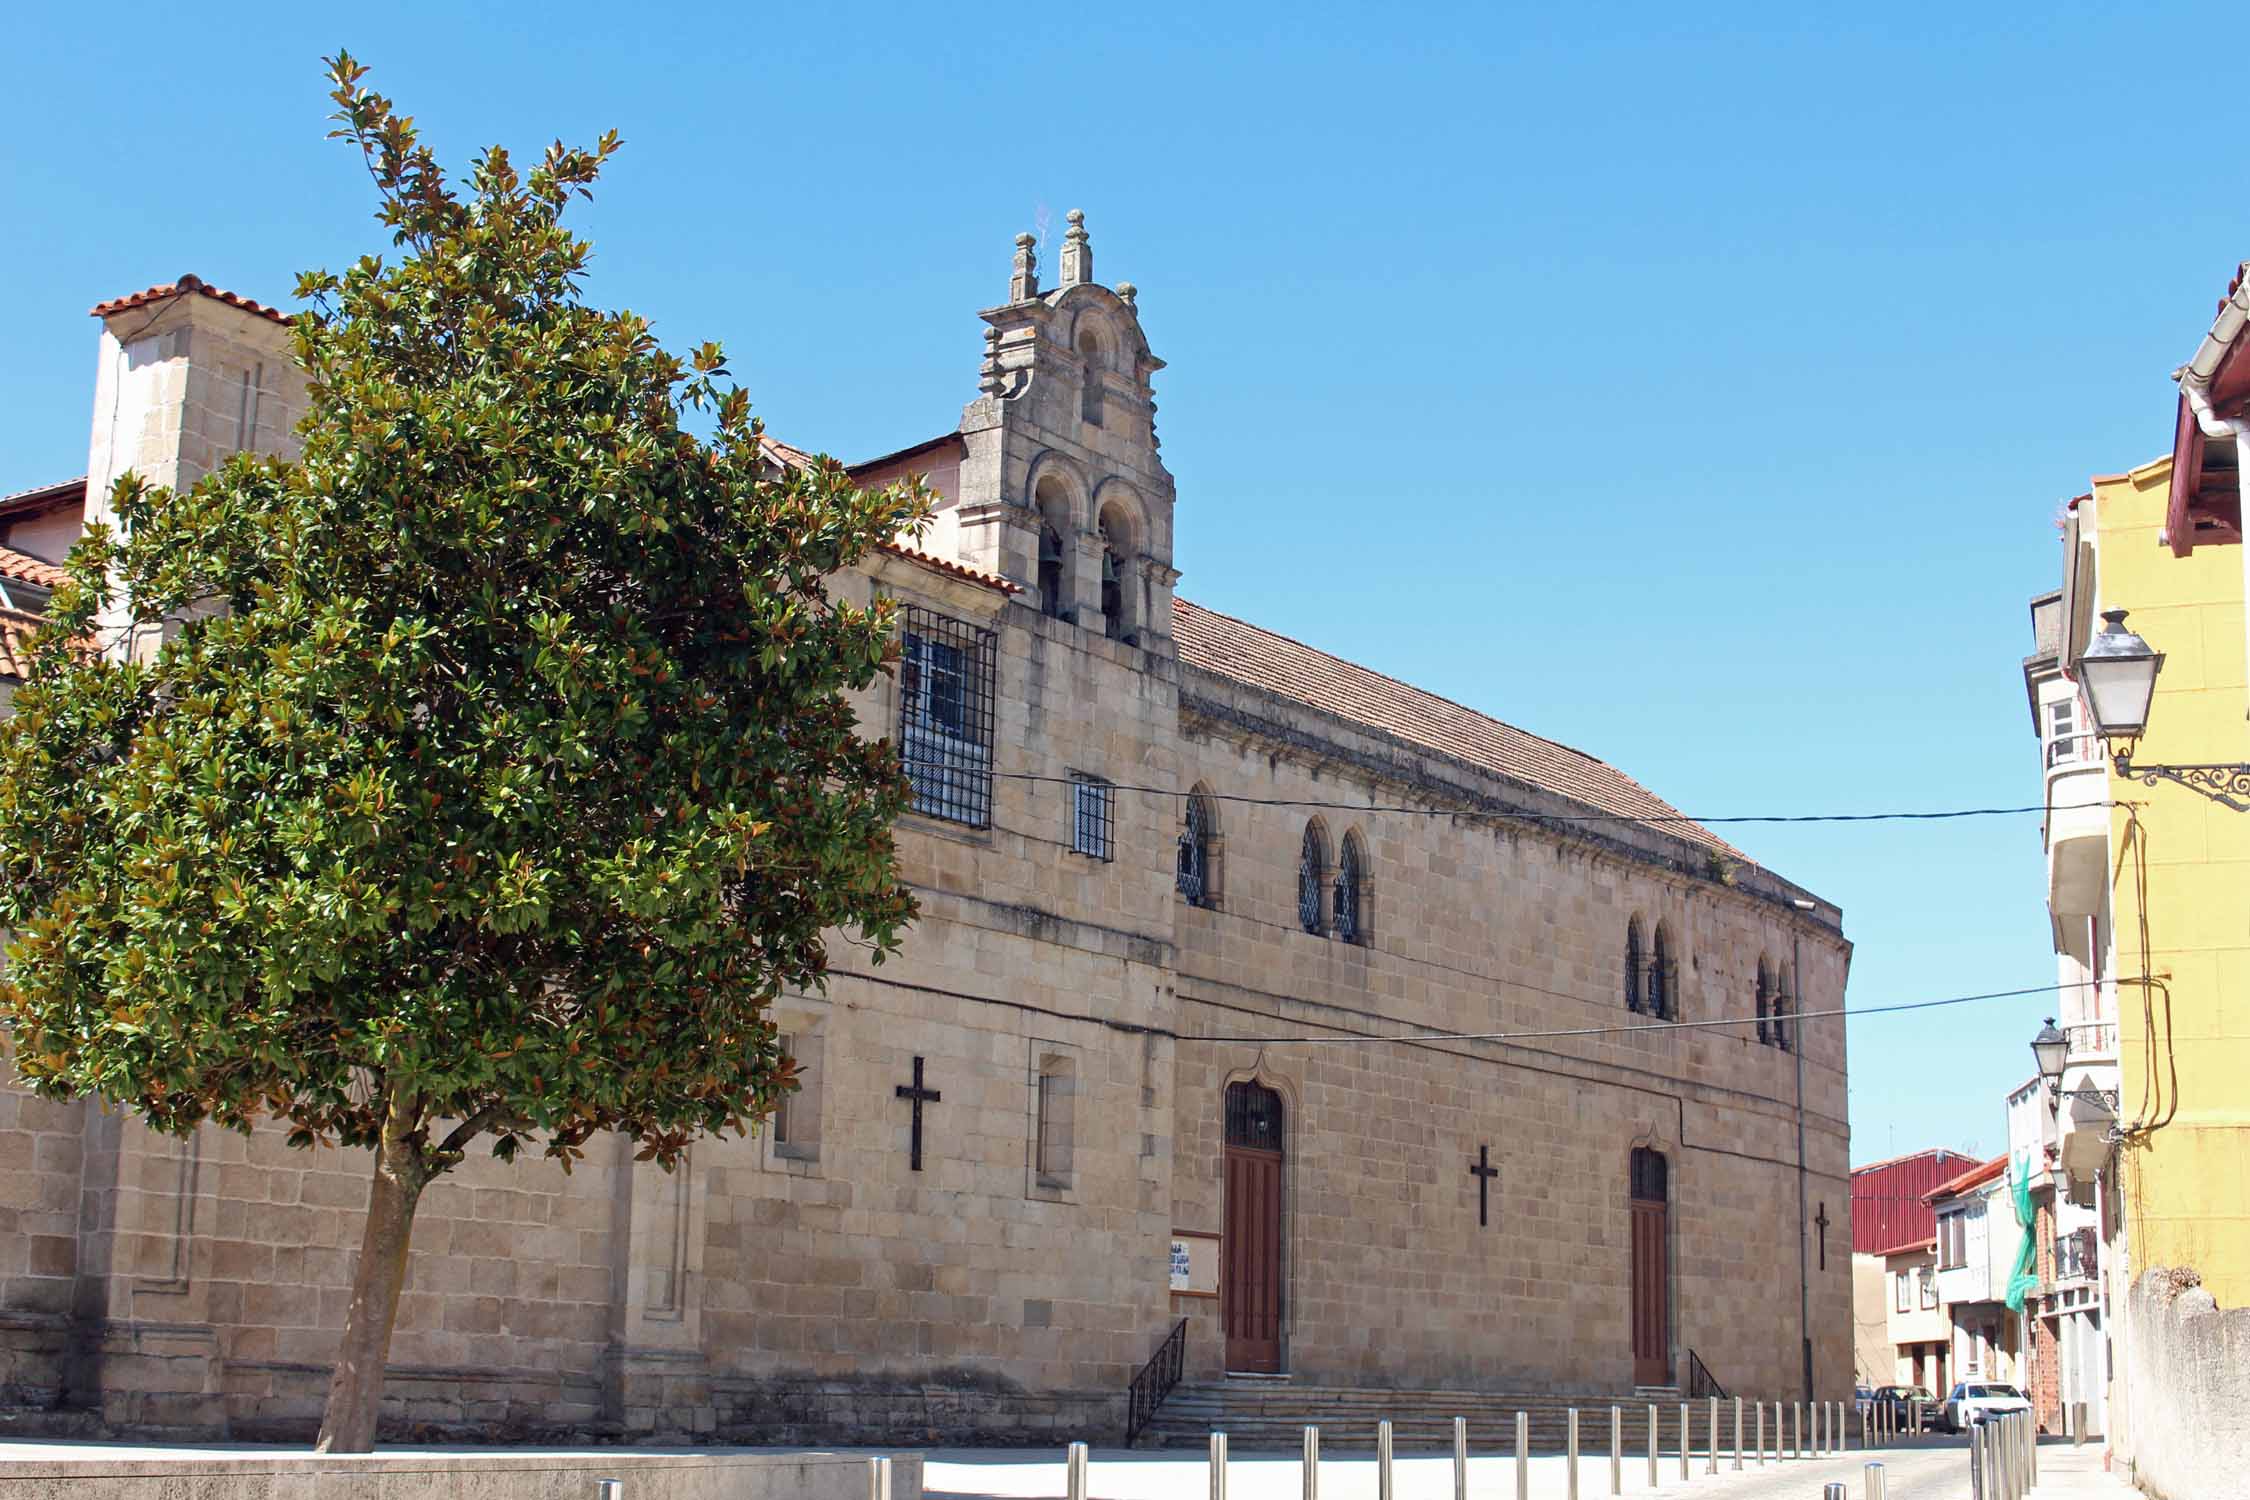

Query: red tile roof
[0,543,68,591]
[89,273,293,327]
[0,477,86,521]
[1173,599,1743,859]
[755,434,1017,594]
[1924,1155,2009,1204]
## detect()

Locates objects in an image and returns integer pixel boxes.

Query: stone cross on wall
[1468,1144,1499,1228]
[1814,1201,1830,1270]
[896,1055,942,1173]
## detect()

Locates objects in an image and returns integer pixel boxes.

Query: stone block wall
[2122,1266,2250,1500]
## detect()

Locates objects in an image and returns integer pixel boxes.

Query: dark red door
[1222,1082,1284,1373]
[1631,1148,1670,1387]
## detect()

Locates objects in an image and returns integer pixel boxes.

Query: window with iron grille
[1755,959,1771,1045]
[1071,774,1114,861]
[1648,925,1674,1021]
[1625,919,1645,1012]
[1333,831,1365,945]
[1225,1080,1284,1151]
[896,605,997,827]
[1630,1146,1667,1202]
[1177,791,1216,908]
[1298,823,1329,935]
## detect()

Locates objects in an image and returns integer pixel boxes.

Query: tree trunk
[315,1109,429,1453]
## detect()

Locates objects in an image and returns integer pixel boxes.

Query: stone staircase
[1139,1379,1687,1451]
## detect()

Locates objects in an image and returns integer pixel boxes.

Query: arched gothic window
[1177,790,1217,909]
[1298,823,1329,935]
[1625,918,1645,1013]
[1649,924,1673,1022]
[1630,1146,1668,1203]
[1037,521,1066,619]
[1334,831,1365,945]
[1774,965,1793,1053]
[1755,958,1771,1046]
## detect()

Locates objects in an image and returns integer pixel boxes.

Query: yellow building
[2047,259,2250,1499]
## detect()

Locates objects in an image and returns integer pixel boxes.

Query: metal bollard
[1732,1395,1743,1470]
[1678,1402,1690,1480]
[2028,1408,2039,1486]
[1211,1432,1228,1500]
[867,1459,891,1500]
[2072,1400,2087,1446]
[1755,1400,1765,1465]
[1567,1408,1580,1500]
[1379,1420,1395,1500]
[1516,1411,1529,1500]
[1610,1405,1622,1497]
[1706,1395,1719,1474]
[1647,1404,1659,1487]
[1454,1416,1469,1500]
[1968,1424,1985,1500]
[598,1484,623,1500]
[1864,1460,1886,1500]
[1303,1425,1320,1500]
[1824,1486,1848,1500]
[1068,1442,1089,1500]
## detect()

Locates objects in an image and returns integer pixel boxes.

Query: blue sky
[4,3,2238,1164]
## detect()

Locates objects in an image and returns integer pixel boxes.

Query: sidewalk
[2025,1442,2138,1499]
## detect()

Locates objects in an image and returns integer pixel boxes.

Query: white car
[1942,1381,2032,1431]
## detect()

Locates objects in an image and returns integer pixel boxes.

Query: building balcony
[2056,1054,2121,1182]
[2045,755,2109,918]
[2052,1226,2098,1286]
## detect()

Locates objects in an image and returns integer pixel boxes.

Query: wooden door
[1630,1148,1670,1387]
[1222,1082,1284,1373]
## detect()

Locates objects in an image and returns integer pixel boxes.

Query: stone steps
[1142,1382,1695,1451]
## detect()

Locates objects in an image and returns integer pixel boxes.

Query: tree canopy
[0,53,923,1449]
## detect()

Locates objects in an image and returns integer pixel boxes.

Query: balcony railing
[2052,1227,2097,1284]
[2063,1020,2118,1057]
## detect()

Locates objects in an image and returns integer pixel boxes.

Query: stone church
[0,215,1855,1443]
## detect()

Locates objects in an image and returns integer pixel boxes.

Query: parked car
[1941,1382,2032,1431]
[1855,1382,1876,1405]
[1873,1385,1936,1424]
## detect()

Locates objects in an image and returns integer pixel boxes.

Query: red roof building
[1851,1147,1982,1256]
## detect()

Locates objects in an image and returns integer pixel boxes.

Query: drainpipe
[1790,899,1816,1402]
[2180,382,2250,719]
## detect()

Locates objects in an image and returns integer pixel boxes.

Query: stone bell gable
[948,212,1180,652]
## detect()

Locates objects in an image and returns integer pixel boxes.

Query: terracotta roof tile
[89,273,292,327]
[757,434,1018,595]
[1924,1155,2009,1203]
[0,543,68,591]
[1173,599,1743,859]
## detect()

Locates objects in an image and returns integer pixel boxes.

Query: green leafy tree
[0,55,921,1452]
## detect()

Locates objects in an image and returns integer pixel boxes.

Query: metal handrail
[1125,1317,1189,1445]
[1686,1348,1728,1401]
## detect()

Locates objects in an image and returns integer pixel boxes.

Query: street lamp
[2076,608,2250,811]
[2030,1018,2068,1099]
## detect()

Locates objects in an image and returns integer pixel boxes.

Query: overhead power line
[900,758,2090,827]
[1183,979,2096,1047]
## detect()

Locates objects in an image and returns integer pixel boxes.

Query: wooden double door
[1630,1147,1671,1387]
[1221,1081,1284,1373]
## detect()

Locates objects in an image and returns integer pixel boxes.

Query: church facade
[0,218,1855,1443]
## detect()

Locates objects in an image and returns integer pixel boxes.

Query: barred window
[1334,831,1365,945]
[1177,789,1217,908]
[897,605,997,827]
[1625,918,1644,1013]
[1756,958,1771,1046]
[1649,924,1674,1022]
[1071,774,1114,861]
[1774,965,1794,1054]
[1298,822,1329,935]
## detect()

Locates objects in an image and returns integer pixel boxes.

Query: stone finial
[1115,281,1137,308]
[1059,209,1092,289]
[1010,232,1040,302]
[978,327,1005,396]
